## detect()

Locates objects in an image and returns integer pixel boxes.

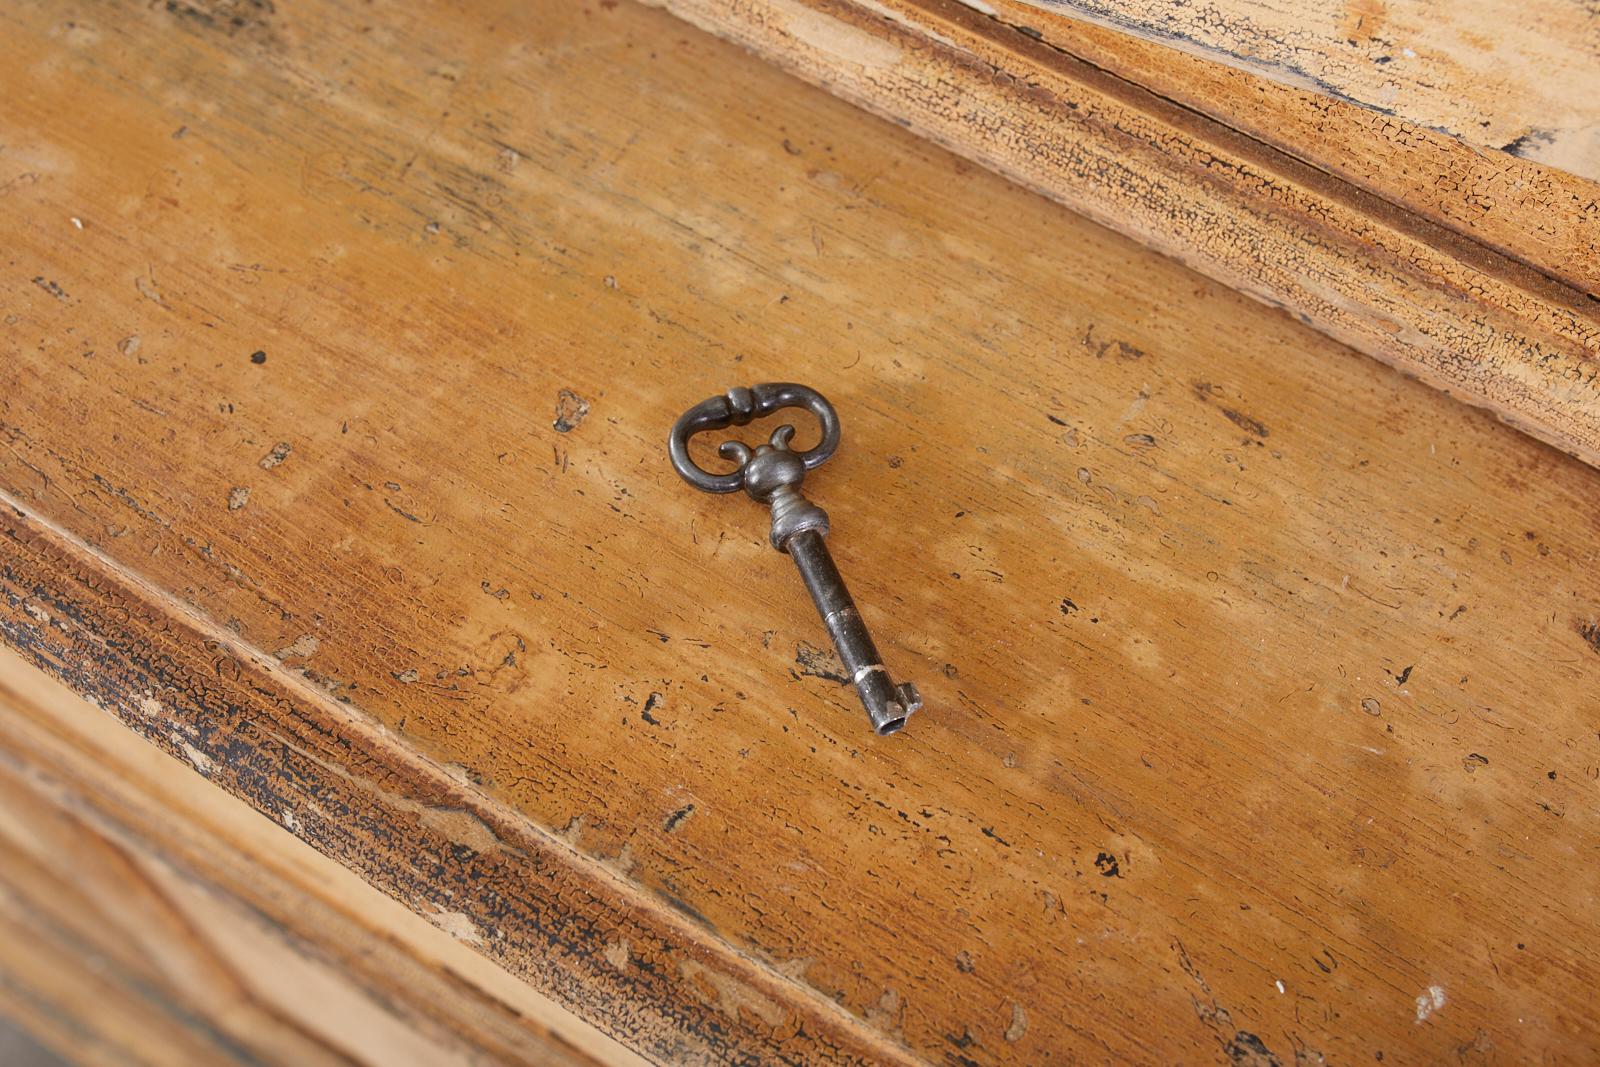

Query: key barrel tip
[873,682,923,736]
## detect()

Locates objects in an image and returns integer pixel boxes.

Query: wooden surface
[1011,0,1600,181]
[0,643,636,1067]
[656,0,1600,470]
[983,0,1600,300]
[3,0,1600,1063]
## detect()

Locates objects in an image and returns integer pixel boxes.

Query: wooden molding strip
[1010,0,1600,182]
[0,497,916,1067]
[984,0,1600,300]
[649,0,1600,468]
[0,642,639,1067]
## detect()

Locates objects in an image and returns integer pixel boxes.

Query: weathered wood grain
[0,514,906,1065]
[984,0,1600,299]
[1011,0,1600,180]
[0,645,635,1067]
[3,0,1600,1063]
[653,0,1600,469]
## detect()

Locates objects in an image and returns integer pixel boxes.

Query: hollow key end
[873,681,923,736]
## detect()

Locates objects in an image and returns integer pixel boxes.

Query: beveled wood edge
[0,640,639,1067]
[651,0,1600,469]
[0,491,918,1067]
[1009,0,1600,181]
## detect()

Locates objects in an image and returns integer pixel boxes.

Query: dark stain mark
[981,826,1010,847]
[553,388,590,433]
[1083,324,1145,360]
[1500,128,1556,157]
[1225,1030,1281,1066]
[384,500,424,524]
[1577,620,1600,656]
[795,641,848,684]
[1193,381,1268,437]
[1059,597,1078,616]
[1094,851,1122,877]
[1221,407,1269,438]
[250,349,267,364]
[1463,752,1489,773]
[642,691,662,725]
[1046,413,1069,426]
[663,804,694,832]
[944,1028,977,1049]
[1393,664,1413,685]
[655,888,713,931]
[163,0,275,36]
[1449,604,1467,620]
[31,277,68,301]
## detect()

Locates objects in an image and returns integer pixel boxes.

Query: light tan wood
[0,643,638,1067]
[654,0,1600,469]
[2,0,1599,1063]
[1009,0,1600,180]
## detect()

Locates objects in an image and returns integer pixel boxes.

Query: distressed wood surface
[3,0,1600,1063]
[655,0,1600,470]
[982,0,1600,300]
[0,643,637,1067]
[1010,0,1600,181]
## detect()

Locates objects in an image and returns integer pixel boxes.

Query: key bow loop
[668,383,840,494]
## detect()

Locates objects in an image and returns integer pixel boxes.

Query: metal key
[669,383,922,735]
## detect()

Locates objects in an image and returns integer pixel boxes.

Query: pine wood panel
[0,649,632,1067]
[655,0,1600,468]
[2,0,1599,1063]
[1011,0,1600,181]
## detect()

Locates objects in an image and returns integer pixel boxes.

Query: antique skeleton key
[669,384,922,735]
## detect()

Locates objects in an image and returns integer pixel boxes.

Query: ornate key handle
[669,384,922,736]
[667,383,841,494]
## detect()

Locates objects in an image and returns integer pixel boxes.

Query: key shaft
[786,529,919,734]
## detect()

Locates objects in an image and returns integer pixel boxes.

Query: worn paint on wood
[2,0,1600,1063]
[982,0,1600,300]
[1013,0,1600,181]
[0,645,634,1067]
